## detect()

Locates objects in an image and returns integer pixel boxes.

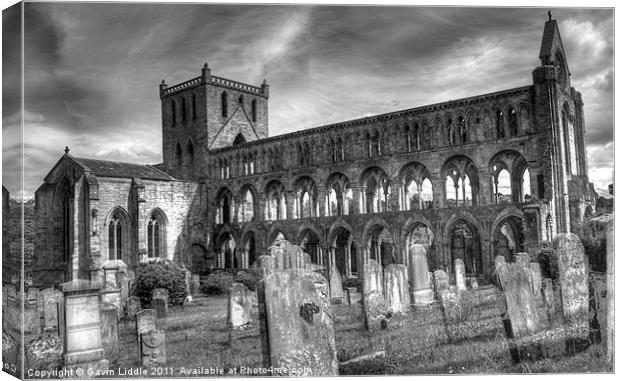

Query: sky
[1,2,614,198]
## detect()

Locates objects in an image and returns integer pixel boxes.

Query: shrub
[136,261,188,306]
[201,271,233,295]
[233,266,262,291]
[537,247,559,280]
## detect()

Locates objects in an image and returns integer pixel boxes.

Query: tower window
[251,99,257,122]
[221,92,228,118]
[192,94,197,120]
[171,100,176,127]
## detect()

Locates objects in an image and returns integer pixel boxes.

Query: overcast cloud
[1,4,614,198]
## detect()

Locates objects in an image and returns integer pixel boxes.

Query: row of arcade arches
[215,151,533,223]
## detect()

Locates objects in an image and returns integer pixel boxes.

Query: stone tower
[159,63,269,180]
[532,16,590,235]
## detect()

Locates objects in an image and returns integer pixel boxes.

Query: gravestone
[438,287,462,325]
[100,303,119,362]
[140,330,167,366]
[100,288,121,312]
[346,287,361,305]
[60,280,108,375]
[468,277,479,290]
[494,256,542,338]
[454,259,467,291]
[530,262,543,301]
[257,239,338,375]
[228,283,252,329]
[433,270,449,298]
[41,288,62,334]
[363,259,383,295]
[136,309,157,336]
[126,296,141,319]
[115,271,129,313]
[384,264,410,314]
[409,244,434,305]
[553,233,588,327]
[102,259,127,289]
[329,267,345,303]
[363,260,389,331]
[152,288,169,318]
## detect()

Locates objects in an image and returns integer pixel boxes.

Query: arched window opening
[187,141,194,166]
[332,228,356,276]
[239,188,255,222]
[293,177,317,219]
[300,230,321,265]
[181,97,187,121]
[401,162,434,210]
[171,100,176,127]
[147,211,167,259]
[192,94,197,120]
[442,156,478,207]
[251,99,257,122]
[458,116,466,144]
[494,168,512,204]
[404,125,412,152]
[336,137,344,162]
[329,138,336,163]
[265,181,287,221]
[362,167,391,213]
[508,107,518,137]
[522,168,531,201]
[368,225,395,269]
[493,216,523,263]
[372,131,380,156]
[216,189,233,224]
[413,124,420,150]
[108,209,127,261]
[365,132,372,157]
[447,118,455,146]
[326,173,352,216]
[496,110,505,138]
[243,234,256,269]
[450,220,483,279]
[175,143,183,166]
[221,92,228,118]
[217,233,236,269]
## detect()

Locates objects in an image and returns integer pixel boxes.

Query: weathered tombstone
[228,283,252,329]
[152,288,169,318]
[468,277,479,289]
[27,287,39,304]
[26,334,63,374]
[136,309,157,336]
[329,267,345,303]
[384,264,410,314]
[140,330,167,366]
[438,287,462,326]
[363,259,383,295]
[454,259,467,291]
[115,271,129,312]
[530,262,543,301]
[100,288,121,311]
[257,239,338,375]
[363,259,389,330]
[409,244,434,305]
[126,296,141,319]
[60,279,109,375]
[553,233,588,327]
[494,256,542,338]
[192,274,201,295]
[100,303,119,361]
[433,270,449,298]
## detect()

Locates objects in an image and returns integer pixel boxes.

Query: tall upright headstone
[363,259,388,330]
[384,264,410,314]
[363,259,383,295]
[433,270,449,298]
[553,233,588,327]
[60,280,109,375]
[257,240,338,375]
[494,256,542,338]
[454,259,467,291]
[329,266,345,303]
[409,244,434,304]
[228,283,252,329]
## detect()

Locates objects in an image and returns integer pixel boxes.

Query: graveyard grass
[110,295,612,376]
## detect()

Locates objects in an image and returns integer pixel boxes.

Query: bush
[201,271,233,295]
[136,261,188,306]
[537,247,559,280]
[233,266,262,291]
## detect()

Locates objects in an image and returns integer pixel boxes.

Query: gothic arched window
[108,209,127,260]
[147,210,167,258]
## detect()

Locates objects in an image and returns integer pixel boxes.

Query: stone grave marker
[346,287,361,305]
[101,303,119,362]
[454,259,467,291]
[530,262,543,301]
[433,270,449,298]
[554,233,588,327]
[363,259,383,295]
[409,244,434,305]
[329,266,345,303]
[494,255,542,338]
[257,239,338,375]
[468,277,479,289]
[152,288,169,318]
[60,279,109,375]
[100,288,121,312]
[140,330,167,366]
[384,264,410,314]
[363,259,389,331]
[136,309,157,336]
[227,283,252,329]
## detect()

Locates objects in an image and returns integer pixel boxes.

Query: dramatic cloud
[1,4,613,197]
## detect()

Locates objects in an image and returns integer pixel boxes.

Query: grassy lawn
[106,295,612,377]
